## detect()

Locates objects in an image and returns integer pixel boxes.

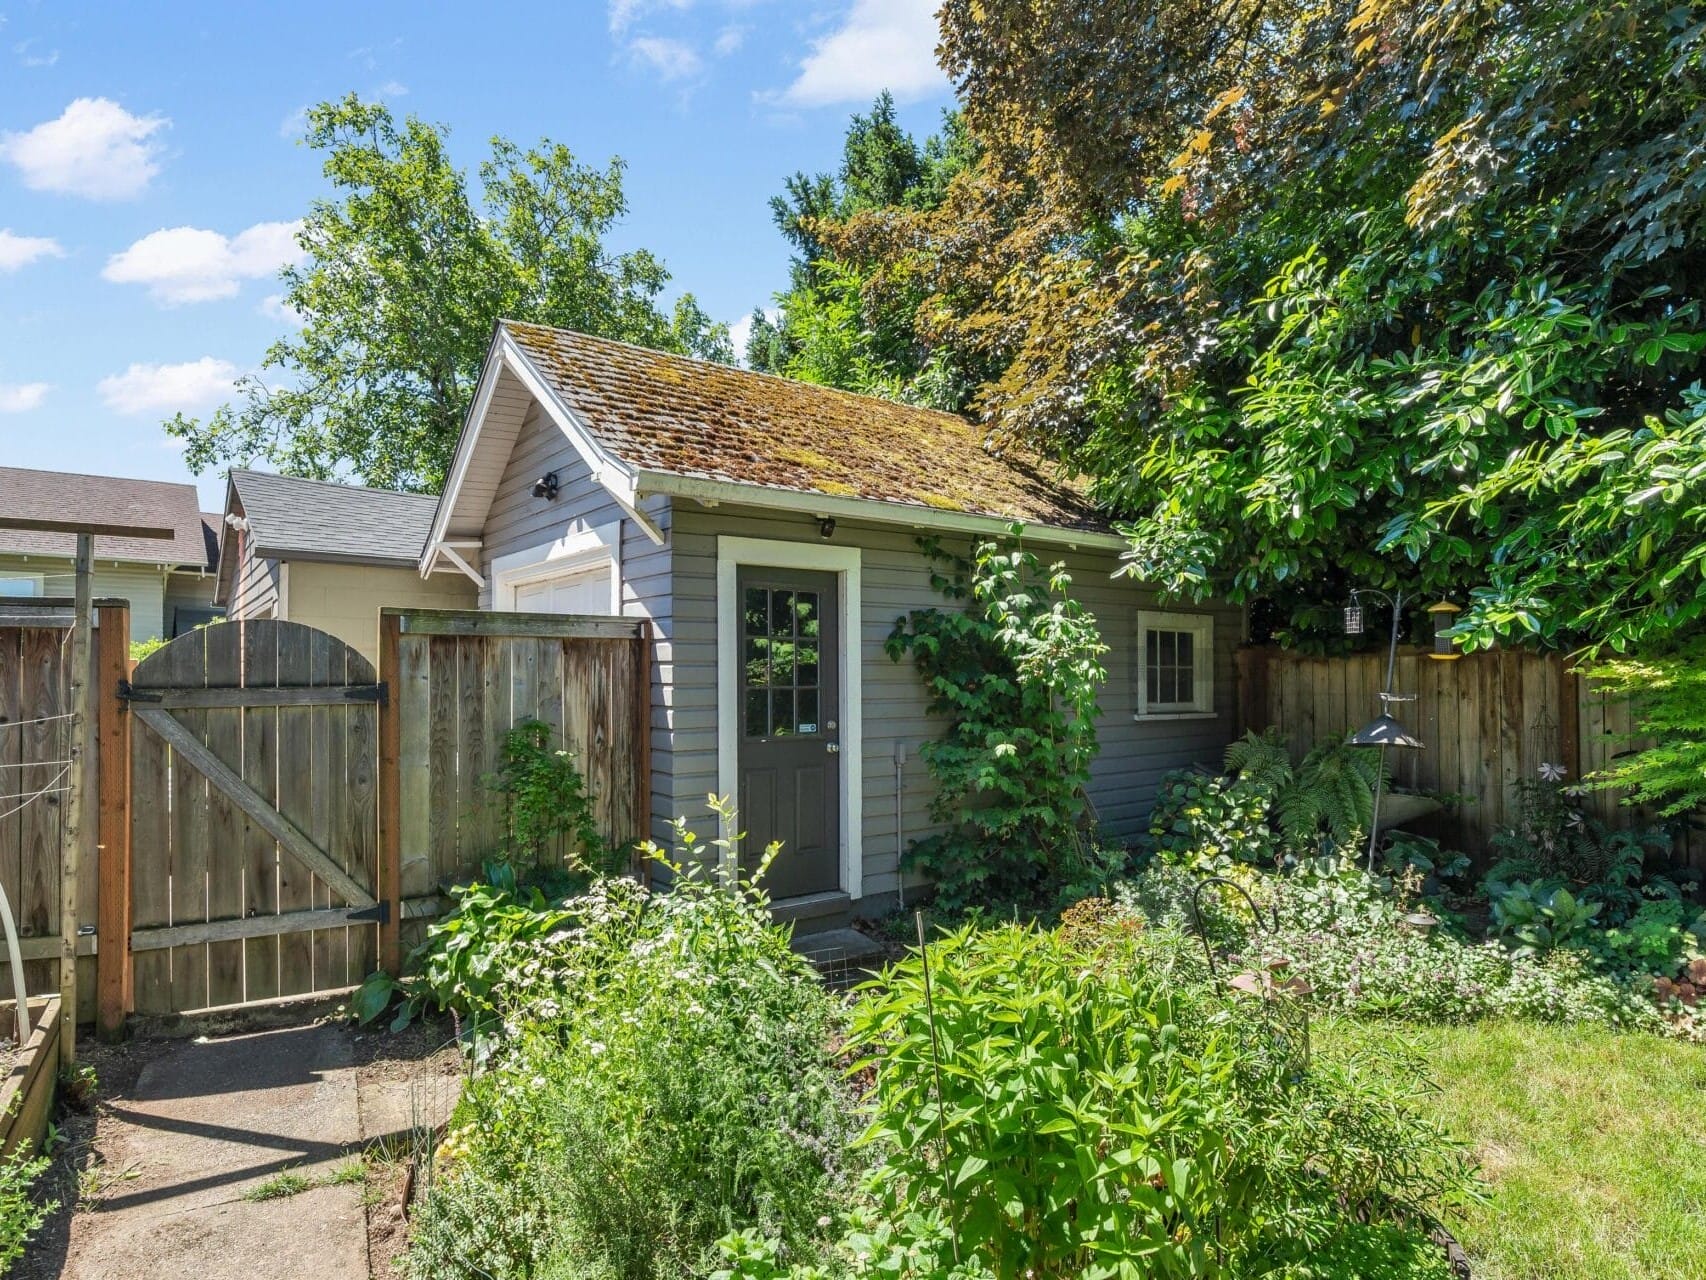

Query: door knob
[826,742,840,754]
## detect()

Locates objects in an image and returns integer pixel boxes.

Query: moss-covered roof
[502,321,1109,533]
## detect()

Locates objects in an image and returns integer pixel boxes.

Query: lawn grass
[1320,1019,1706,1280]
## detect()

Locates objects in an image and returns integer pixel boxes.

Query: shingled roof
[230,470,442,566]
[0,466,212,567]
[501,321,1109,533]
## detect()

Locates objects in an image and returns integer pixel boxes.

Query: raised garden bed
[1,997,61,1158]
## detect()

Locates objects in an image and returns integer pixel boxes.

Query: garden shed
[422,320,1246,923]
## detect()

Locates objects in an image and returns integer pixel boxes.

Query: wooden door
[736,569,840,898]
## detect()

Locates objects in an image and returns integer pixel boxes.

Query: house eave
[634,471,1127,552]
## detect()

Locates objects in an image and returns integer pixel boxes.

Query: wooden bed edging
[0,996,61,1158]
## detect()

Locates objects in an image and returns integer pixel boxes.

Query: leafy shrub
[1148,732,1384,872]
[1487,880,1603,957]
[1147,768,1277,868]
[407,828,858,1280]
[486,719,613,872]
[1487,774,1674,892]
[0,1148,52,1272]
[1119,861,1672,1035]
[1224,730,1382,857]
[885,531,1107,914]
[351,863,576,1049]
[1590,897,1706,977]
[1581,641,1706,817]
[845,922,1473,1278]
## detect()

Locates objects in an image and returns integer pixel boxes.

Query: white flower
[1538,761,1568,782]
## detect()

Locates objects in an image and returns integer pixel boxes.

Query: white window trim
[0,572,45,598]
[716,535,863,901]
[490,520,623,614]
[1135,610,1216,719]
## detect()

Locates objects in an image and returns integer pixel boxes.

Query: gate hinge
[346,900,391,925]
[116,679,161,703]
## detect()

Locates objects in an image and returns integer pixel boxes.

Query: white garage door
[512,564,613,614]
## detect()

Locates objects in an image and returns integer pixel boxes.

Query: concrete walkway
[57,1024,370,1280]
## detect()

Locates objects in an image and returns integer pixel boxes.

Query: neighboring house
[422,320,1245,919]
[0,466,221,644]
[216,469,476,669]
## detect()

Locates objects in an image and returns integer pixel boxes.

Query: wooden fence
[0,598,117,1022]
[378,608,651,966]
[1236,645,1698,866]
[1,604,651,1030]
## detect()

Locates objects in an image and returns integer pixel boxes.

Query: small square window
[1136,612,1214,717]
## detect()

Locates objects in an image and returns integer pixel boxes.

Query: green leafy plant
[848,921,1474,1277]
[1487,881,1604,957]
[1148,732,1383,870]
[1590,898,1706,977]
[885,530,1108,912]
[486,719,612,872]
[1488,773,1673,891]
[352,866,576,1048]
[406,807,857,1280]
[1582,641,1706,816]
[1147,768,1277,869]
[0,1147,53,1272]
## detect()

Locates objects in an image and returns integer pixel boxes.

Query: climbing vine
[885,528,1108,912]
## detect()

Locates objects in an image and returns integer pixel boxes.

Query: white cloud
[15,39,59,68]
[279,105,309,139]
[0,382,50,413]
[627,35,703,82]
[0,229,64,273]
[260,293,305,325]
[772,0,945,107]
[713,25,746,56]
[0,97,168,200]
[609,0,693,35]
[375,79,409,99]
[103,220,304,305]
[97,358,238,415]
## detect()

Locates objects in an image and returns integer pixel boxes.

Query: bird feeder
[1427,600,1462,660]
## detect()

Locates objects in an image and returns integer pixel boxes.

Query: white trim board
[716,535,863,901]
[490,519,623,614]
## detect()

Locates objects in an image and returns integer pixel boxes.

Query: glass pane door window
[743,586,822,738]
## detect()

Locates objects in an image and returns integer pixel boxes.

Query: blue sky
[0,0,951,506]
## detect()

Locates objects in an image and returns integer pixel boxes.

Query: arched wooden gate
[122,620,383,1015]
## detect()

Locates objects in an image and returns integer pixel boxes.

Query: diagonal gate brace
[132,707,375,909]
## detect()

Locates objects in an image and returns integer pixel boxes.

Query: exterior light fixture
[817,516,837,540]
[1427,599,1462,660]
[531,472,560,500]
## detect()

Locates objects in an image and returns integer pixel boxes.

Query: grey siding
[668,503,1245,904]
[228,535,281,621]
[478,403,675,843]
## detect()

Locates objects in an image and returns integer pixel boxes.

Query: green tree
[845,1,1706,654]
[168,95,731,492]
[751,94,983,409]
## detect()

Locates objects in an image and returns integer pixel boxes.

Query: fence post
[377,610,402,975]
[95,602,131,1041]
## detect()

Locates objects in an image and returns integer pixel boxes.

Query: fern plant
[1224,730,1383,857]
